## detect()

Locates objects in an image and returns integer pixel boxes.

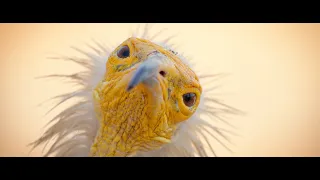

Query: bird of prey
[30,24,240,157]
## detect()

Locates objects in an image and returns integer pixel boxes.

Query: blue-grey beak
[127,53,167,92]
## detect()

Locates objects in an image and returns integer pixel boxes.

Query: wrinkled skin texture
[90,38,202,157]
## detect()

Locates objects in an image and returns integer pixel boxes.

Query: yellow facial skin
[90,37,202,157]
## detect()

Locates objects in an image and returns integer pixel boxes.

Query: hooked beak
[127,52,167,92]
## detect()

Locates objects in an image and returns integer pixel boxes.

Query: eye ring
[117,45,130,58]
[182,93,196,107]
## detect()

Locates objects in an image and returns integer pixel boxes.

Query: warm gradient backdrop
[0,23,319,157]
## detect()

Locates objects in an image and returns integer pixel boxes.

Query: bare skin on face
[90,38,202,157]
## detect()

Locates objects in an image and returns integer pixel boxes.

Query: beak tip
[126,85,134,92]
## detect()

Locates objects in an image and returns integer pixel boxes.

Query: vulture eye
[183,93,196,107]
[117,45,130,58]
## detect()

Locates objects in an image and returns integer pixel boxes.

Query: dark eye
[183,93,196,107]
[117,45,130,58]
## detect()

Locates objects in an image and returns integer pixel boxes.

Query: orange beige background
[0,23,319,157]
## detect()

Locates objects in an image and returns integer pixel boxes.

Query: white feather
[30,24,241,157]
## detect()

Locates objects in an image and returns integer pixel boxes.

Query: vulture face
[90,37,202,156]
[30,25,241,158]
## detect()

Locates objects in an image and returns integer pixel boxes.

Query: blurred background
[0,23,319,157]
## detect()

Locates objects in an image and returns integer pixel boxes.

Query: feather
[30,24,241,157]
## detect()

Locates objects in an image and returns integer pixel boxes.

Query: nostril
[159,71,166,77]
